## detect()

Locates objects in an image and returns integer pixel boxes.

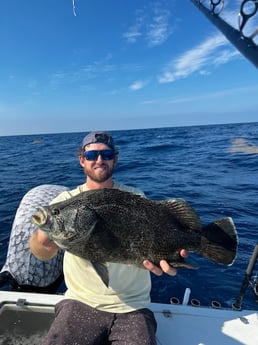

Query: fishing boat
[0,267,257,345]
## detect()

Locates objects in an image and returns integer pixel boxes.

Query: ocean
[0,122,257,310]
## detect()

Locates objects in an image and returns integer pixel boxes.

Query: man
[30,131,187,345]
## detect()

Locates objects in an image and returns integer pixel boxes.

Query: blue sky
[0,0,257,136]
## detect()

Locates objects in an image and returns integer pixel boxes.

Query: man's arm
[29,229,60,260]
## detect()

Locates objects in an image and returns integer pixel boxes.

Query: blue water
[0,123,257,310]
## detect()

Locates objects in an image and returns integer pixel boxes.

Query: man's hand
[29,229,60,261]
[143,249,188,276]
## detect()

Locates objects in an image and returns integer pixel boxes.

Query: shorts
[42,299,157,345]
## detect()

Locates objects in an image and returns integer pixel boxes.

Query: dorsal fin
[160,198,202,230]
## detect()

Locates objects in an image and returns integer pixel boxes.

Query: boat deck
[0,291,257,345]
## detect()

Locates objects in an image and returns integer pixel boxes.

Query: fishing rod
[190,0,258,68]
[232,243,258,311]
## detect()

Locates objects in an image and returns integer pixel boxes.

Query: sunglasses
[83,149,115,161]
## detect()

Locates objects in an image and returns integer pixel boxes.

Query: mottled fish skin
[1,184,69,286]
[32,188,238,286]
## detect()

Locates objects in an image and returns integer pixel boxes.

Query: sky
[0,0,257,136]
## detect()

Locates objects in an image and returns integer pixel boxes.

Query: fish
[1,184,69,288]
[31,188,238,286]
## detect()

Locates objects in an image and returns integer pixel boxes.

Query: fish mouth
[31,207,50,227]
[32,208,75,241]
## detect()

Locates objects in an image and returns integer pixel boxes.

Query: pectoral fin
[91,262,109,287]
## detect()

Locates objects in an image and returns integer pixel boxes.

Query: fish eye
[53,208,60,215]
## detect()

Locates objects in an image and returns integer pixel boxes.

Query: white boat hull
[0,291,257,345]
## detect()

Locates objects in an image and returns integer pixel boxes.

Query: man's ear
[79,155,85,167]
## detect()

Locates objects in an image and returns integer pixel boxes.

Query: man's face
[79,143,118,183]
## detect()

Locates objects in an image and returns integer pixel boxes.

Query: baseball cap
[81,131,118,153]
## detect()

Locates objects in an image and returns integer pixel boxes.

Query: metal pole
[190,0,258,68]
[232,244,258,310]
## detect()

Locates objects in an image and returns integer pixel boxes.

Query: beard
[84,163,114,183]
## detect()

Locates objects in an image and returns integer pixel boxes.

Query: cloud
[141,84,258,105]
[158,33,240,83]
[129,80,148,91]
[48,62,117,89]
[47,57,145,92]
[123,30,142,44]
[123,3,173,46]
[146,7,172,46]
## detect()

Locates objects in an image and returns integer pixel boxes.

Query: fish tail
[200,217,238,265]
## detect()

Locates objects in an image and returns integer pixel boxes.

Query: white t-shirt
[51,182,151,313]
